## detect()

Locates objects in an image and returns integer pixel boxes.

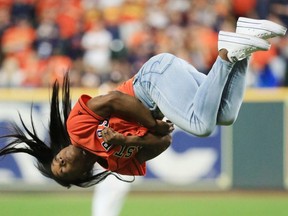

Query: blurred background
[0,0,288,216]
[0,0,287,88]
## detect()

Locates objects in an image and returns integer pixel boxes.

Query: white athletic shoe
[236,17,287,39]
[218,31,271,63]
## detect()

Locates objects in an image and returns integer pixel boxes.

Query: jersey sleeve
[67,94,105,146]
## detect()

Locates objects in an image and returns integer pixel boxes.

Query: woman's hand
[101,127,173,164]
[150,119,174,135]
[101,128,126,146]
[101,124,174,148]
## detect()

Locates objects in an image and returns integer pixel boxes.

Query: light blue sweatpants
[133,53,248,136]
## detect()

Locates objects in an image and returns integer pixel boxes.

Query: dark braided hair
[0,74,127,188]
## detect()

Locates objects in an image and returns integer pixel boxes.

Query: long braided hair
[0,74,125,188]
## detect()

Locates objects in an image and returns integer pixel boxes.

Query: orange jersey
[67,78,148,175]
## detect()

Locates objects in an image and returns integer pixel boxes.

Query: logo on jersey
[97,119,113,151]
[114,146,142,158]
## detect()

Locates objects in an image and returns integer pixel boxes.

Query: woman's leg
[217,58,249,125]
[133,52,235,136]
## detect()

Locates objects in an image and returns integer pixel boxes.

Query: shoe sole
[237,17,287,38]
[218,31,271,51]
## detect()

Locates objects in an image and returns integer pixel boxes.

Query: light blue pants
[133,53,248,136]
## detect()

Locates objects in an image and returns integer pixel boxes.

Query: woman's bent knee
[217,114,237,126]
[187,123,215,137]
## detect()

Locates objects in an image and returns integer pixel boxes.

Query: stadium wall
[0,88,287,192]
[232,89,288,190]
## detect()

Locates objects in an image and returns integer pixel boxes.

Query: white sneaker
[236,17,287,39]
[218,31,271,63]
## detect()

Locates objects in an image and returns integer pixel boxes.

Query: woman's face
[51,145,90,181]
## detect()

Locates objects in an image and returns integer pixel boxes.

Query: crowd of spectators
[0,0,287,88]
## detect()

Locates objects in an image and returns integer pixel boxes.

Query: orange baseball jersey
[67,78,148,175]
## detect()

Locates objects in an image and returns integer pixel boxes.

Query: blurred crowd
[0,0,287,88]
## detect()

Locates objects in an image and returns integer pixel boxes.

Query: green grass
[121,193,288,216]
[1,192,288,216]
[0,193,92,216]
